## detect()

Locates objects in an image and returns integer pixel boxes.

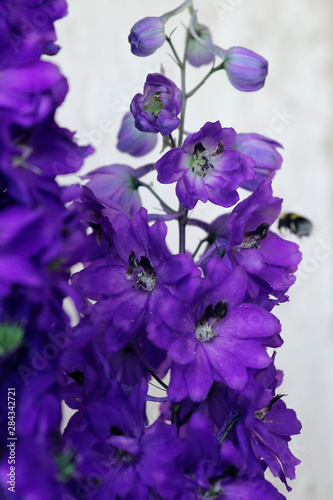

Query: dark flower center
[115,448,136,464]
[68,369,84,386]
[127,250,156,292]
[190,141,224,177]
[255,393,285,421]
[240,222,270,249]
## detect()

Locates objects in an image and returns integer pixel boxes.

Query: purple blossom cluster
[0,1,303,499]
[0,1,93,497]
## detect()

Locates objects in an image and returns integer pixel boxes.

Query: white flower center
[195,322,217,342]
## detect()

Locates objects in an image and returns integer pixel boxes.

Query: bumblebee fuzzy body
[278,213,312,237]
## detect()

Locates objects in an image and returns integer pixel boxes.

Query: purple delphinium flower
[0,438,66,499]
[1,115,94,178]
[83,163,154,216]
[200,357,301,492]
[117,112,157,156]
[156,121,255,210]
[63,379,183,499]
[197,180,302,309]
[232,133,283,191]
[72,208,201,352]
[223,47,268,92]
[178,413,285,500]
[0,61,68,128]
[148,256,281,402]
[0,0,67,70]
[130,73,182,136]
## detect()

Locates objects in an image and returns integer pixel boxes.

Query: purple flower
[232,133,283,191]
[0,0,67,70]
[72,208,201,352]
[6,115,94,177]
[187,23,215,67]
[130,73,182,136]
[156,121,255,210]
[63,379,183,499]
[0,438,66,500]
[223,46,268,92]
[117,112,157,156]
[129,17,166,57]
[148,257,280,402]
[201,357,301,491]
[178,413,285,500]
[83,163,154,216]
[197,180,302,309]
[0,61,68,127]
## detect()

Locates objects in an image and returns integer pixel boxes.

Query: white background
[55,1,333,498]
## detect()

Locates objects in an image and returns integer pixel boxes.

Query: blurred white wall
[56,1,333,498]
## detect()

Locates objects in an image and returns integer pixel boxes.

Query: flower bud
[223,46,268,92]
[232,133,282,191]
[128,17,166,57]
[131,73,182,137]
[187,23,214,68]
[117,112,157,157]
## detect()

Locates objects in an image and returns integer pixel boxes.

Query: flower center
[127,250,156,292]
[115,448,136,464]
[190,141,225,177]
[143,92,164,117]
[195,322,217,342]
[190,142,213,177]
[239,222,270,249]
[12,145,33,168]
[195,301,228,343]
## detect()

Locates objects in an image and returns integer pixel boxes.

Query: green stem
[186,62,223,99]
[166,36,183,68]
[192,238,206,259]
[177,31,191,148]
[218,413,240,443]
[176,29,191,254]
[138,182,177,214]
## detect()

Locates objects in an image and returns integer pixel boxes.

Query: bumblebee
[278,213,312,237]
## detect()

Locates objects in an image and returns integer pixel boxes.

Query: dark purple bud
[224,46,268,92]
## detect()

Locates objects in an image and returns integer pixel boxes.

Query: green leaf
[0,323,24,356]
